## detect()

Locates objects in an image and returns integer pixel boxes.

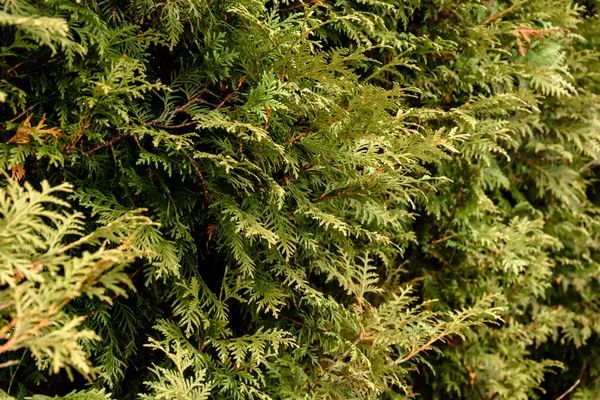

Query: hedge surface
[0,0,599,399]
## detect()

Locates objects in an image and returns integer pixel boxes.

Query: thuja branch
[315,189,361,203]
[555,379,581,400]
[215,75,246,110]
[255,164,315,190]
[147,121,198,130]
[146,77,246,129]
[427,247,468,284]
[388,334,447,366]
[65,114,90,152]
[281,131,309,146]
[171,87,218,115]
[516,152,548,174]
[314,165,389,203]
[326,327,376,373]
[0,359,19,369]
[482,4,516,25]
[86,131,130,154]
[280,315,323,332]
[185,153,210,204]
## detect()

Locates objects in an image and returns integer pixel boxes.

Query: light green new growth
[0,178,152,381]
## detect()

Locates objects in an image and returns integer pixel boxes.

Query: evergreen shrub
[0,0,599,399]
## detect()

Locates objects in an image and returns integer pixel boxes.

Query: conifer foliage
[0,0,599,399]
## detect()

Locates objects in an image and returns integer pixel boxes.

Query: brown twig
[185,154,209,204]
[86,132,130,154]
[315,189,361,203]
[482,4,515,25]
[327,107,352,125]
[327,330,366,373]
[0,338,16,355]
[281,131,309,147]
[263,104,272,130]
[148,121,198,130]
[511,176,528,184]
[427,249,468,284]
[362,165,387,183]
[147,78,242,129]
[8,107,33,123]
[314,165,390,203]
[0,359,19,369]
[0,318,20,340]
[516,153,547,174]
[106,265,146,303]
[255,164,314,191]
[170,88,216,115]
[0,316,53,355]
[280,315,322,332]
[85,263,147,319]
[431,232,458,245]
[215,75,246,110]
[579,155,599,173]
[6,62,23,76]
[65,115,90,152]
[146,86,216,128]
[41,57,58,67]
[279,165,314,185]
[555,379,580,400]
[463,363,486,400]
[389,332,449,366]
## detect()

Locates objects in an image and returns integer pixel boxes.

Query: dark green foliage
[0,0,599,399]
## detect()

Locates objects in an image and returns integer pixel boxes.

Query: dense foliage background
[0,0,599,399]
